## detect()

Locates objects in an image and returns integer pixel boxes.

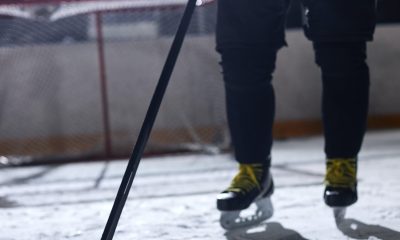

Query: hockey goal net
[0,0,227,166]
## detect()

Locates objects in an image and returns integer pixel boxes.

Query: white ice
[1,130,400,240]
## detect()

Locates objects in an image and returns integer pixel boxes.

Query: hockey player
[215,0,377,229]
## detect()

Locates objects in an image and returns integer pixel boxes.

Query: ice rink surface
[1,130,400,240]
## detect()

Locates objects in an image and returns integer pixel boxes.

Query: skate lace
[325,158,357,188]
[227,164,263,193]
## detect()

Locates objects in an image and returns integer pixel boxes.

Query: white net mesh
[0,0,227,165]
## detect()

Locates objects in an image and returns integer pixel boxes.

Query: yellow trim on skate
[324,158,357,188]
[227,164,263,193]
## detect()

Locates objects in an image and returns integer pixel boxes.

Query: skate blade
[333,207,346,225]
[220,197,273,230]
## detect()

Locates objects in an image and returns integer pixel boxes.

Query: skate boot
[324,158,357,221]
[217,163,274,230]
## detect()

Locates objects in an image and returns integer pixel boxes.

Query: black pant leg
[222,49,278,164]
[216,0,289,164]
[314,42,370,158]
[306,0,376,158]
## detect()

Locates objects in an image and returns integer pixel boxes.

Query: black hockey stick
[100,0,197,239]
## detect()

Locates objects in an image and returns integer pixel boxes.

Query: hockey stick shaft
[100,0,197,239]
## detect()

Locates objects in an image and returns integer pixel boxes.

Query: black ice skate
[217,163,274,230]
[323,158,357,221]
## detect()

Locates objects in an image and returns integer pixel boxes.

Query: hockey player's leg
[215,0,289,229]
[313,41,369,211]
[314,41,369,210]
[305,0,376,217]
[314,41,370,161]
[216,48,277,228]
[312,41,369,223]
